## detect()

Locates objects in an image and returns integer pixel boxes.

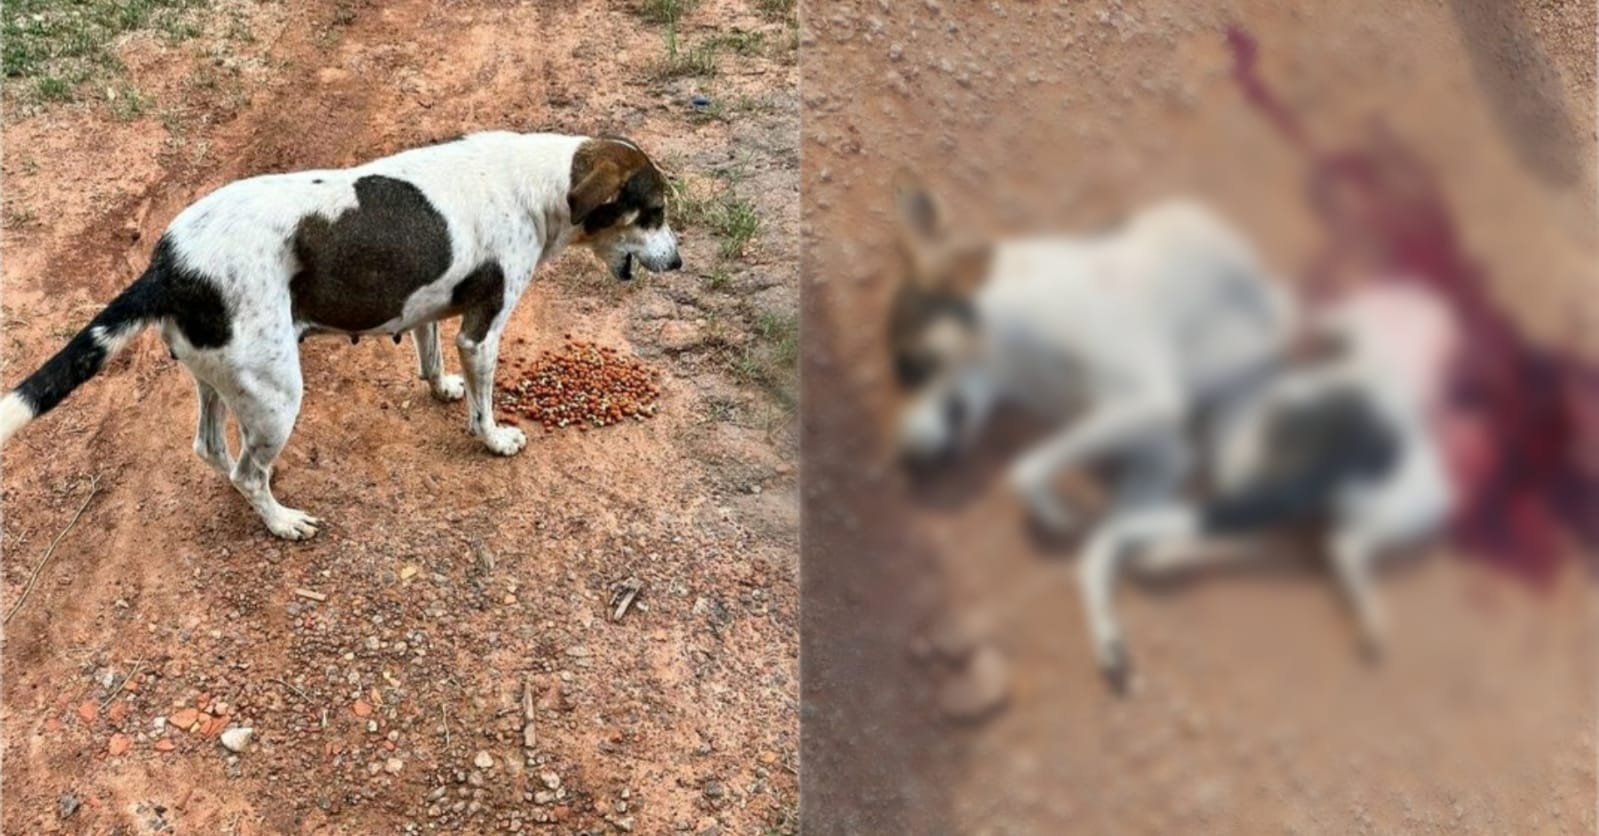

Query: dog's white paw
[481,424,527,457]
[266,507,321,541]
[430,374,466,402]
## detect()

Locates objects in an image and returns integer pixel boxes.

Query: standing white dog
[0,132,682,540]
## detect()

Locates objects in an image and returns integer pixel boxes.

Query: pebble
[385,757,404,775]
[220,726,254,752]
[938,645,1010,722]
[474,750,495,769]
[540,771,561,790]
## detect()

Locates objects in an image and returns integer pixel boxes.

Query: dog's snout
[667,253,683,271]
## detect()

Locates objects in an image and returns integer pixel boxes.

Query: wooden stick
[5,475,101,625]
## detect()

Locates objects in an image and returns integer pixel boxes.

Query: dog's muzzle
[610,252,683,281]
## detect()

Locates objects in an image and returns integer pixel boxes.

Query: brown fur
[567,137,664,229]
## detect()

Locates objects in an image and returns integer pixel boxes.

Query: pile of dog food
[498,338,662,432]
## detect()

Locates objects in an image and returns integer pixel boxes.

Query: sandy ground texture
[803,1,1595,834]
[1,1,797,833]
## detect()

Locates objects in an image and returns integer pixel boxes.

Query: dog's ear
[568,160,625,225]
[892,168,944,242]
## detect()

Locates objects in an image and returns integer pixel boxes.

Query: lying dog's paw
[482,425,528,457]
[1098,638,1133,696]
[430,374,466,402]
[266,507,321,541]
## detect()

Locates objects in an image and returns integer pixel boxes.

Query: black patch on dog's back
[290,175,452,333]
[1202,388,1400,535]
[151,237,233,349]
[451,261,506,343]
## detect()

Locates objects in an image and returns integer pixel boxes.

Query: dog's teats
[0,131,682,540]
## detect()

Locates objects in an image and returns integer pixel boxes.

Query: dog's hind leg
[413,321,464,402]
[216,334,319,540]
[189,372,234,478]
[1076,505,1198,691]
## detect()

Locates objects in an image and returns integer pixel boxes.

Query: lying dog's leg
[1010,393,1181,535]
[413,321,464,402]
[1330,531,1385,660]
[222,345,319,540]
[189,373,234,478]
[1077,505,1197,691]
[456,329,526,456]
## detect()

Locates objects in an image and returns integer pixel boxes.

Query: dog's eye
[639,207,665,229]
[895,353,933,389]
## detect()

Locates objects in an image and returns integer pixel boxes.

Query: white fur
[899,199,1296,530]
[0,392,35,445]
[138,132,678,539]
[1075,284,1459,685]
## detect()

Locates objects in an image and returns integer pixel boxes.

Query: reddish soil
[2,1,797,834]
[803,1,1595,834]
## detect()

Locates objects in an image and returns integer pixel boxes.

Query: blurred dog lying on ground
[886,173,1295,535]
[884,177,1459,692]
[1075,282,1460,689]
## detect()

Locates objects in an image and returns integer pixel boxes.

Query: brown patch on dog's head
[885,169,993,389]
[568,136,681,279]
[568,136,668,233]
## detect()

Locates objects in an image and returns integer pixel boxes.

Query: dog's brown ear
[892,168,944,242]
[568,160,624,225]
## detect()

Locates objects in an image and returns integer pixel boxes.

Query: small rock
[108,733,131,756]
[220,726,254,752]
[938,645,1010,722]
[540,771,561,790]
[474,750,495,770]
[57,793,81,820]
[385,757,405,775]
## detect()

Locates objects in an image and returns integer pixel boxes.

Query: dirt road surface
[2,1,798,833]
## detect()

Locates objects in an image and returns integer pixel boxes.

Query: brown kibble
[107,702,128,723]
[108,734,131,756]
[76,701,98,723]
[353,700,373,718]
[155,739,176,752]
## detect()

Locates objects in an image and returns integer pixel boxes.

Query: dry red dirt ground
[2,1,797,833]
[803,1,1595,834]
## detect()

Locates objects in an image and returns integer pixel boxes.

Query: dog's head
[567,136,682,280]
[884,170,996,466]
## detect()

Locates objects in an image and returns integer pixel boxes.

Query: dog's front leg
[456,329,526,456]
[1009,393,1181,536]
[414,321,465,401]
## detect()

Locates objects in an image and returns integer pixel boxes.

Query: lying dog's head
[884,170,996,466]
[568,136,682,280]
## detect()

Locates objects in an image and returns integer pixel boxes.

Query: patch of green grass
[653,22,720,79]
[637,0,696,25]
[756,0,795,22]
[714,197,759,259]
[708,29,765,57]
[728,311,798,404]
[668,175,761,260]
[3,0,206,103]
[108,80,147,120]
[703,267,732,292]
